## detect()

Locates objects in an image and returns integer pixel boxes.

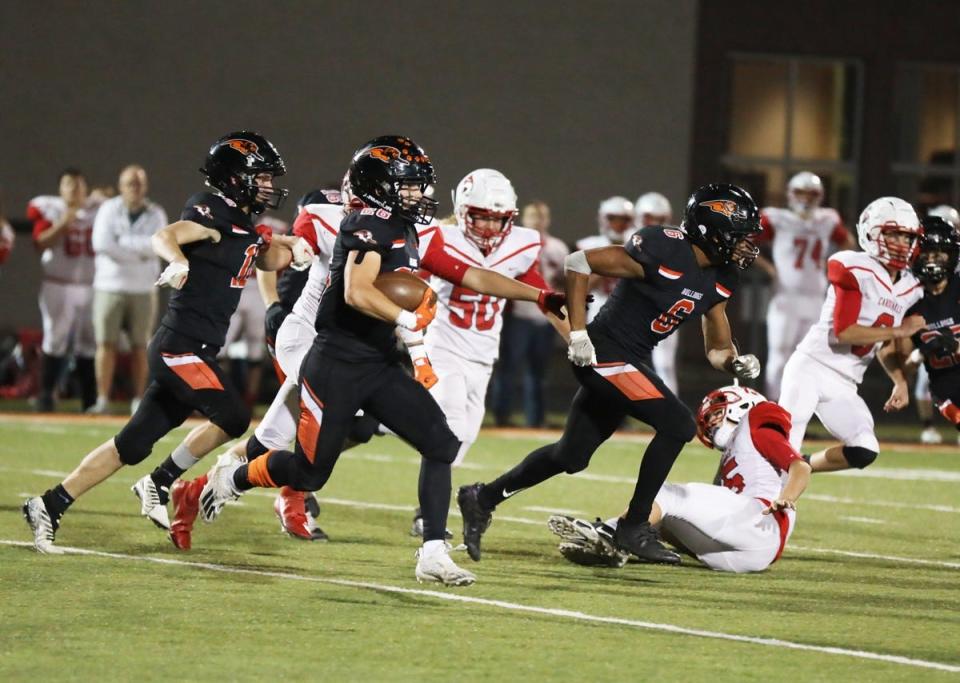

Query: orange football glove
[412,356,439,390]
[411,288,437,331]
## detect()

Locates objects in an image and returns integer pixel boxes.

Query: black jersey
[313,207,420,362]
[907,272,960,395]
[160,192,268,347]
[589,226,740,359]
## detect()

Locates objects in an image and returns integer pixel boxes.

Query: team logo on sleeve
[700,200,747,221]
[356,229,376,244]
[630,234,643,248]
[193,204,213,219]
[226,139,265,161]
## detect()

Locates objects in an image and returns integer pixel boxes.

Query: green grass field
[1,414,958,681]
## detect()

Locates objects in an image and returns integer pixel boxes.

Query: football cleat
[302,491,328,541]
[199,453,243,523]
[920,427,943,445]
[409,507,453,540]
[457,484,494,562]
[132,475,171,530]
[274,488,312,540]
[169,476,205,550]
[22,497,64,555]
[415,543,476,586]
[614,518,681,565]
[547,515,628,568]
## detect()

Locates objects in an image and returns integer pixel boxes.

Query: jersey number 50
[449,286,501,331]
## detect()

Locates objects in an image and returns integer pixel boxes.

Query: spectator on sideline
[89,165,166,414]
[28,168,100,412]
[493,200,569,427]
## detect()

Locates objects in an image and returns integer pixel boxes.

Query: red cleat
[169,475,206,551]
[274,487,312,540]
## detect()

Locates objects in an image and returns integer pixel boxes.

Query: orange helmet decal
[369,146,401,163]
[699,199,740,219]
[226,139,264,160]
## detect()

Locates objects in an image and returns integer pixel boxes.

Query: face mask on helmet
[682,184,762,270]
[598,196,635,242]
[857,197,921,271]
[913,216,960,285]
[696,385,766,450]
[787,172,824,216]
[454,169,518,252]
[463,208,515,254]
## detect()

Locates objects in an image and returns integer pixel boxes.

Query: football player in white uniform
[756,172,854,400]
[408,169,569,535]
[549,384,811,573]
[779,197,925,472]
[577,196,635,322]
[913,204,959,444]
[28,169,102,412]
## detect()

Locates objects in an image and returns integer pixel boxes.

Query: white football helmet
[597,196,635,242]
[635,192,673,227]
[928,204,960,229]
[696,384,767,450]
[857,197,922,271]
[453,169,517,254]
[787,172,824,216]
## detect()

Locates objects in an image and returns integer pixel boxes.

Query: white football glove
[732,354,761,380]
[568,330,597,367]
[156,261,189,290]
[290,237,314,271]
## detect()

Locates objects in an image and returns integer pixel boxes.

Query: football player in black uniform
[458,184,764,565]
[901,216,960,433]
[23,131,311,553]
[197,135,565,585]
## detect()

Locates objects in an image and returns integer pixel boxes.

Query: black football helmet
[200,131,288,214]
[913,215,960,285]
[681,183,761,269]
[348,135,438,224]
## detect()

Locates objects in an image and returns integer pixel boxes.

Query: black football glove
[265,302,291,347]
[927,331,960,357]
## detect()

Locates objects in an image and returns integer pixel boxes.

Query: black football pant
[480,347,695,524]
[115,326,250,465]
[245,345,460,542]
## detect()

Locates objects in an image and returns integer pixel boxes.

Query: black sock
[419,458,451,542]
[623,432,686,524]
[150,456,185,497]
[479,443,565,510]
[41,484,74,528]
[75,356,97,410]
[233,464,254,491]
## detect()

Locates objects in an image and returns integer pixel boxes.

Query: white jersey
[796,250,923,383]
[512,233,567,321]
[290,202,342,324]
[28,195,100,284]
[576,232,635,321]
[422,223,542,363]
[760,207,846,298]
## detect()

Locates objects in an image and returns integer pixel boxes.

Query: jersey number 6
[651,297,695,335]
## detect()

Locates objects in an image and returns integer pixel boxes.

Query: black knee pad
[554,446,592,475]
[212,402,251,439]
[419,424,459,465]
[114,427,154,466]
[843,446,877,469]
[347,415,381,445]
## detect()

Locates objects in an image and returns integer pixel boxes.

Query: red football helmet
[696,384,766,450]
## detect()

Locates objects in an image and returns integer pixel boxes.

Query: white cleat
[920,427,943,445]
[199,453,243,523]
[415,542,476,586]
[132,475,171,530]
[22,497,64,555]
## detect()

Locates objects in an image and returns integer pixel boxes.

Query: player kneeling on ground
[549,385,811,573]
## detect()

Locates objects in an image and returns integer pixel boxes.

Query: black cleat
[548,515,628,568]
[614,519,681,565]
[457,483,493,562]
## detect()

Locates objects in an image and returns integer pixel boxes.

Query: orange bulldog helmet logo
[226,139,264,161]
[699,200,745,220]
[368,146,401,163]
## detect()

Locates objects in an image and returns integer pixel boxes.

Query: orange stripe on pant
[162,354,224,391]
[247,451,277,488]
[599,365,663,401]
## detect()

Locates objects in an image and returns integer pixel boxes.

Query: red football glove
[537,290,567,320]
[255,224,273,250]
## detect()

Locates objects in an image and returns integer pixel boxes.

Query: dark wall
[0,0,697,330]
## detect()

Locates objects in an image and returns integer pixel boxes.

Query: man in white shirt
[89,165,167,414]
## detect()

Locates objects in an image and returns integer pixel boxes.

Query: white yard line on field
[7,466,958,568]
[838,516,887,525]
[0,539,956,673]
[832,467,960,482]
[804,493,959,514]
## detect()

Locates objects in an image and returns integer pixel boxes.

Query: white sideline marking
[1,540,957,673]
[804,493,959,514]
[833,468,960,483]
[839,516,886,525]
[791,546,960,570]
